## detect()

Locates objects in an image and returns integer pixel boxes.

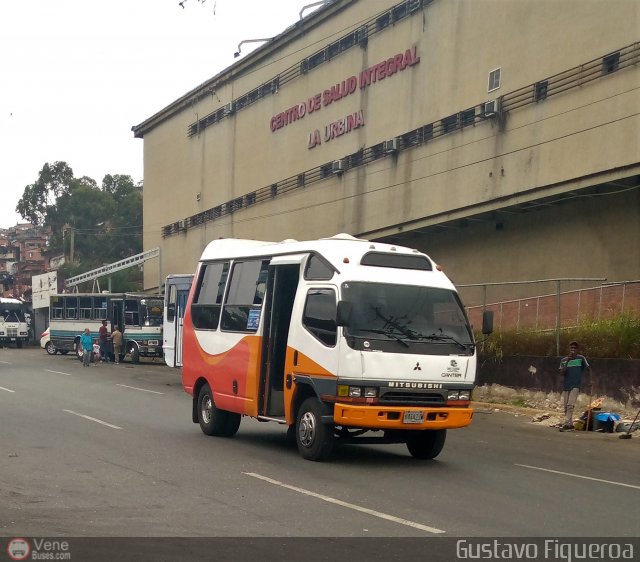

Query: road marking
[63,409,122,430]
[0,386,15,393]
[244,472,446,534]
[116,384,164,395]
[0,360,11,364]
[516,464,640,490]
[45,369,72,377]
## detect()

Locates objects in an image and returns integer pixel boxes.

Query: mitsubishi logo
[450,360,458,367]
[413,362,421,371]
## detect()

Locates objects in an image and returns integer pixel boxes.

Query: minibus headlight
[458,391,471,401]
[349,387,362,398]
[447,390,460,400]
[364,387,378,398]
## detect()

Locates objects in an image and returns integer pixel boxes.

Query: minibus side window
[125,299,140,326]
[65,296,78,319]
[221,260,269,332]
[302,288,337,347]
[191,262,229,330]
[166,285,177,322]
[52,297,64,320]
[93,297,107,320]
[79,297,92,320]
[304,254,334,280]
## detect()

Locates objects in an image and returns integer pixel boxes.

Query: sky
[0,0,324,229]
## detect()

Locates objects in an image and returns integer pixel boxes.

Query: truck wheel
[45,341,57,355]
[197,383,240,437]
[130,346,140,364]
[406,429,447,460]
[296,397,334,461]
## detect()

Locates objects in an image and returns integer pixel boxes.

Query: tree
[15,162,74,226]
[16,162,143,290]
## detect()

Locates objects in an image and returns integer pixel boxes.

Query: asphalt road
[1,347,639,538]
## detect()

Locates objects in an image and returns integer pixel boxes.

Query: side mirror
[482,310,494,335]
[336,301,352,327]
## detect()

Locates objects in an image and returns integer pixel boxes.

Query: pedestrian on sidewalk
[80,328,93,367]
[99,319,110,362]
[111,325,123,364]
[558,340,590,432]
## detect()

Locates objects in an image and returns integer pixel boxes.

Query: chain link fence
[461,279,640,355]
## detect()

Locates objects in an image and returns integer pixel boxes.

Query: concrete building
[133,0,640,306]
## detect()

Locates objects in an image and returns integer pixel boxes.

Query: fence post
[556,280,561,356]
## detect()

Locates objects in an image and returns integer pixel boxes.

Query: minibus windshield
[341,282,473,345]
[141,299,164,327]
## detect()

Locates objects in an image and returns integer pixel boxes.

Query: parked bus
[0,297,29,348]
[182,234,493,461]
[49,293,164,363]
[163,274,194,367]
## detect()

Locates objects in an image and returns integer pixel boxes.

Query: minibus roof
[199,233,436,269]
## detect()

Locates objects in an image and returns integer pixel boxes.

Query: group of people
[79,320,123,367]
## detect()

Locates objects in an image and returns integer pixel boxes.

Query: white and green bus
[49,293,164,363]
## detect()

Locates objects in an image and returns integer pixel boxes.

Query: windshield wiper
[356,328,410,348]
[418,332,472,351]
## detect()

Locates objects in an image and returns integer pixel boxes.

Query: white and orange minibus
[182,234,492,461]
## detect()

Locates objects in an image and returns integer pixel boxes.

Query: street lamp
[234,38,272,58]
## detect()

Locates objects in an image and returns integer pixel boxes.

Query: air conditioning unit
[332,159,344,174]
[484,99,498,116]
[383,138,399,153]
[178,219,187,231]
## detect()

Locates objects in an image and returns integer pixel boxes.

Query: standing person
[80,328,93,367]
[111,325,123,365]
[92,342,101,366]
[558,340,590,432]
[99,319,110,363]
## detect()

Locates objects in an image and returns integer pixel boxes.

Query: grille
[7,328,17,337]
[379,391,445,405]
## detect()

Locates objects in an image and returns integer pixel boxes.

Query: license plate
[403,411,424,424]
[147,340,159,346]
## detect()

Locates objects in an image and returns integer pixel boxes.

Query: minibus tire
[60,350,69,355]
[130,346,140,364]
[406,429,446,460]
[296,397,334,461]
[197,383,238,437]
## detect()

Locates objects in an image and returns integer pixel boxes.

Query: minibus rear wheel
[406,429,446,460]
[296,397,334,461]
[197,383,240,437]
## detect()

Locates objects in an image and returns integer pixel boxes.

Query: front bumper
[140,346,163,357]
[333,403,473,430]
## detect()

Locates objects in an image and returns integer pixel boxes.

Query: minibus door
[109,299,124,335]
[259,255,304,418]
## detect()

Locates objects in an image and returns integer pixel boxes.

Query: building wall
[137,0,640,292]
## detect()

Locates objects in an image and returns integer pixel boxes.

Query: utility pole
[69,228,75,264]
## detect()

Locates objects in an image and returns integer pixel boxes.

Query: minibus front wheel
[197,383,240,437]
[406,429,446,460]
[296,397,334,461]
